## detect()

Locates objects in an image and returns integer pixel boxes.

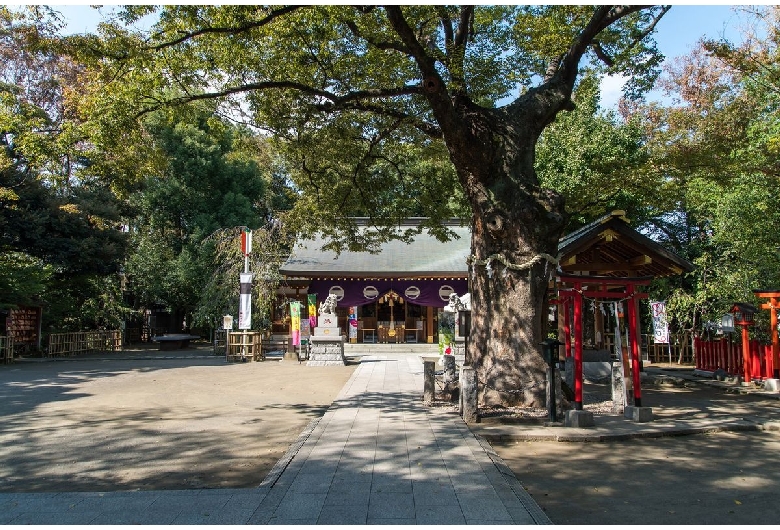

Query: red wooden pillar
[574,282,583,410]
[626,286,643,407]
[564,299,572,358]
[756,293,780,379]
[741,325,751,383]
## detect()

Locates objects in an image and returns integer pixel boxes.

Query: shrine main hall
[275,212,693,353]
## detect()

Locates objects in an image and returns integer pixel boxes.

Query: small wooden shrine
[554,211,694,409]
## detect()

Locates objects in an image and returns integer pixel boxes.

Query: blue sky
[49,3,754,107]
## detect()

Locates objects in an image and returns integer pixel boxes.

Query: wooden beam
[630,255,652,266]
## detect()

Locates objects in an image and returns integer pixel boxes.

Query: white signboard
[650,300,669,344]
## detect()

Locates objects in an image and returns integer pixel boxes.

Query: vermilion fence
[694,337,774,380]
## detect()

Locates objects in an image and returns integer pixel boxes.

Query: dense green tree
[535,74,650,231]
[1,7,130,332]
[633,7,780,340]
[124,104,275,330]
[65,5,671,407]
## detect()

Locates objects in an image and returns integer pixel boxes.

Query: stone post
[423,360,435,405]
[442,355,456,383]
[460,365,478,424]
[611,362,625,414]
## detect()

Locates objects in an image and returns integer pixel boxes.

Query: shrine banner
[348,306,358,341]
[290,301,301,346]
[650,301,669,344]
[238,273,253,329]
[307,294,317,330]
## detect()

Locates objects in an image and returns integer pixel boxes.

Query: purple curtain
[307,278,468,308]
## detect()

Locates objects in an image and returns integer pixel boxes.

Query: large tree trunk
[445,101,567,408]
[470,210,562,408]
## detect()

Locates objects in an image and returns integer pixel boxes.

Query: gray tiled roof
[280,223,470,278]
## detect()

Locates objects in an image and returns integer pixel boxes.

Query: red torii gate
[556,275,650,409]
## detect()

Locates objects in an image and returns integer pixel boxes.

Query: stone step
[344,343,440,355]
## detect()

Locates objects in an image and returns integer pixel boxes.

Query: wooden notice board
[5,307,42,349]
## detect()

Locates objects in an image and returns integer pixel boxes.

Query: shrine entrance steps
[344,343,439,355]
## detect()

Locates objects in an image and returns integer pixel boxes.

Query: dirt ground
[0,348,355,492]
[491,380,780,525]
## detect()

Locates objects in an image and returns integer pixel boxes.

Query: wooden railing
[1,335,14,364]
[47,330,123,357]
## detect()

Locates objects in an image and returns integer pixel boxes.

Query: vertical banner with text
[290,301,301,346]
[348,306,358,342]
[308,294,317,330]
[650,300,669,344]
[238,273,253,329]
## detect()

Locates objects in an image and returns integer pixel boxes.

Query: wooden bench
[151,334,201,351]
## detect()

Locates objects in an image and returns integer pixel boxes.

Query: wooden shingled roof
[557,210,694,279]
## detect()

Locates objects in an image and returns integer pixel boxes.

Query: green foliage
[63,5,668,251]
[0,251,51,309]
[635,7,780,336]
[124,105,281,328]
[535,74,650,231]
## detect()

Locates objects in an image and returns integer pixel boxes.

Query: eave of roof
[279,222,471,278]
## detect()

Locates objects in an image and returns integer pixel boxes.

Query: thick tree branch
[384,5,457,128]
[343,18,410,54]
[149,5,302,50]
[135,79,442,138]
[383,6,438,78]
[436,6,454,47]
[453,6,474,48]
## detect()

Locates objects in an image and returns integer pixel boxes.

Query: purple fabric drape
[307,278,468,308]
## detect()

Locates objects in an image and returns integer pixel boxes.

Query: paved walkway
[0,353,551,525]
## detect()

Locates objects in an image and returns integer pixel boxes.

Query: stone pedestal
[764,378,780,392]
[307,336,346,366]
[564,410,595,428]
[624,406,653,423]
[307,313,346,366]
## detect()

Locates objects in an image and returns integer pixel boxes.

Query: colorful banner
[650,300,669,344]
[348,306,358,341]
[238,273,252,329]
[307,294,317,330]
[290,301,301,346]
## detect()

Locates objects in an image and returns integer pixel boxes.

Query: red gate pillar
[626,286,643,407]
[574,282,583,410]
[564,299,572,358]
